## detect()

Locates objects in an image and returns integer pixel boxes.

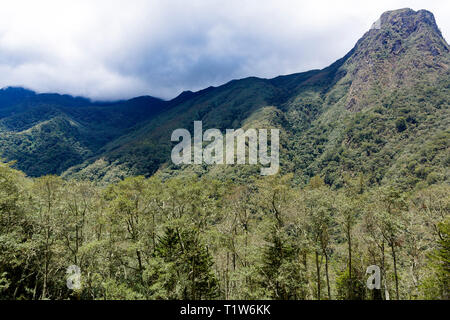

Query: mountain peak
[361,8,449,59]
[370,8,442,38]
[341,8,449,111]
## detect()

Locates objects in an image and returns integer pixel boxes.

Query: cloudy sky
[0,0,449,101]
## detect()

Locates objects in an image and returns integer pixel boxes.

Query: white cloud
[0,0,448,100]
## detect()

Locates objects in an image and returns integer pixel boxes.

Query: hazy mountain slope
[0,88,167,176]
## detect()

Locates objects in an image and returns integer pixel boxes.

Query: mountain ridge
[0,8,448,187]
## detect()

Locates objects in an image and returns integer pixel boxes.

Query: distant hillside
[0,87,167,176]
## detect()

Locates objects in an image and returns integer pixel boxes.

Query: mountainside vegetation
[63,9,449,191]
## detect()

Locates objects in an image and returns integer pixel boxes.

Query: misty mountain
[0,87,166,176]
[1,8,449,188]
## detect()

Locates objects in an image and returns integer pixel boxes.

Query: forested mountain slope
[0,87,166,176]
[65,8,449,188]
[0,9,448,188]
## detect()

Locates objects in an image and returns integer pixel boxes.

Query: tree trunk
[391,244,399,300]
[315,251,321,300]
[380,240,389,300]
[324,250,331,299]
[347,226,352,299]
[136,250,143,275]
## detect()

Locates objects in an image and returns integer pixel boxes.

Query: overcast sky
[0,0,448,101]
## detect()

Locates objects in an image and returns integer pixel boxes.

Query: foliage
[0,161,448,300]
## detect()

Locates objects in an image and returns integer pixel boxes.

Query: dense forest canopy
[0,161,448,299]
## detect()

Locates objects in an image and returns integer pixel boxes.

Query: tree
[336,176,363,300]
[31,175,65,299]
[303,177,335,299]
[377,186,407,300]
[148,227,219,299]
